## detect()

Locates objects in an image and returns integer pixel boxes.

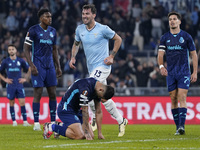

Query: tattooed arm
[69,40,81,69]
[82,106,93,140]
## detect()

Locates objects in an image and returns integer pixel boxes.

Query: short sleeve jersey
[0,57,29,88]
[158,30,196,75]
[75,22,115,73]
[62,77,100,113]
[24,24,57,69]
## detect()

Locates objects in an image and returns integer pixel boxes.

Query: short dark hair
[8,44,17,49]
[37,8,50,18]
[82,4,96,14]
[168,11,182,20]
[103,85,115,100]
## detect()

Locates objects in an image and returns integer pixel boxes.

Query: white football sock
[103,99,123,124]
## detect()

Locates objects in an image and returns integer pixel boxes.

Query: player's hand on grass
[160,67,168,76]
[104,56,113,65]
[190,73,197,83]
[56,68,62,78]
[31,65,38,76]
[18,78,26,83]
[98,133,105,139]
[85,133,93,140]
[69,57,76,69]
[5,78,13,84]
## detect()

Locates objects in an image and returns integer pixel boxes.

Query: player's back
[159,30,195,75]
[61,78,98,113]
[27,24,57,69]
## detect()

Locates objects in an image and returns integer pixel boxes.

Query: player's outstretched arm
[53,45,62,77]
[82,106,93,140]
[190,50,198,83]
[94,99,105,139]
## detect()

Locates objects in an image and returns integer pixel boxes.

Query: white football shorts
[89,66,111,85]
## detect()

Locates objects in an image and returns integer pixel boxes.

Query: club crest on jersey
[179,37,184,43]
[82,90,88,96]
[17,61,21,66]
[93,33,98,38]
[50,32,54,38]
[9,63,12,66]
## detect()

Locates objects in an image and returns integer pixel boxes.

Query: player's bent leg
[66,123,85,139]
[102,99,128,137]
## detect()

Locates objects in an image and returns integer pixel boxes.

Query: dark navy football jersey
[61,78,100,113]
[158,30,196,75]
[0,57,29,87]
[24,24,57,69]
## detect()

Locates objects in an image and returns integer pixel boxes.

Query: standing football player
[69,4,128,137]
[157,11,198,135]
[24,8,62,130]
[0,44,31,126]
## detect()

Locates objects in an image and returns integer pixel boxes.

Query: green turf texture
[0,124,199,150]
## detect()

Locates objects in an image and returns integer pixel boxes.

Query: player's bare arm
[23,43,38,76]
[190,50,198,83]
[157,50,168,76]
[0,74,13,84]
[53,45,62,78]
[82,106,93,140]
[104,33,122,65]
[69,40,81,69]
[94,99,105,139]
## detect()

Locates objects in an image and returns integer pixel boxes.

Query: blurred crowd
[0,0,200,94]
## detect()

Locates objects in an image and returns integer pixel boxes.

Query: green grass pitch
[0,124,199,150]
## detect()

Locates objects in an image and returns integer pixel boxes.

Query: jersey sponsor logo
[40,39,53,44]
[179,37,184,43]
[8,68,20,72]
[167,45,183,50]
[50,32,54,38]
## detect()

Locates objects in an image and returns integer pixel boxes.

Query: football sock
[52,124,67,137]
[33,102,40,122]
[179,107,187,128]
[49,100,57,122]
[171,108,179,130]
[103,99,123,124]
[88,100,96,119]
[21,106,27,121]
[10,106,15,121]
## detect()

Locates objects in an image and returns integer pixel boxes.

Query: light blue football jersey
[75,22,115,73]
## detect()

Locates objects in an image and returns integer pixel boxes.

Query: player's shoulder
[48,26,56,32]
[29,24,39,30]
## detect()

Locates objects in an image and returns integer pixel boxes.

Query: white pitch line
[41,137,200,148]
